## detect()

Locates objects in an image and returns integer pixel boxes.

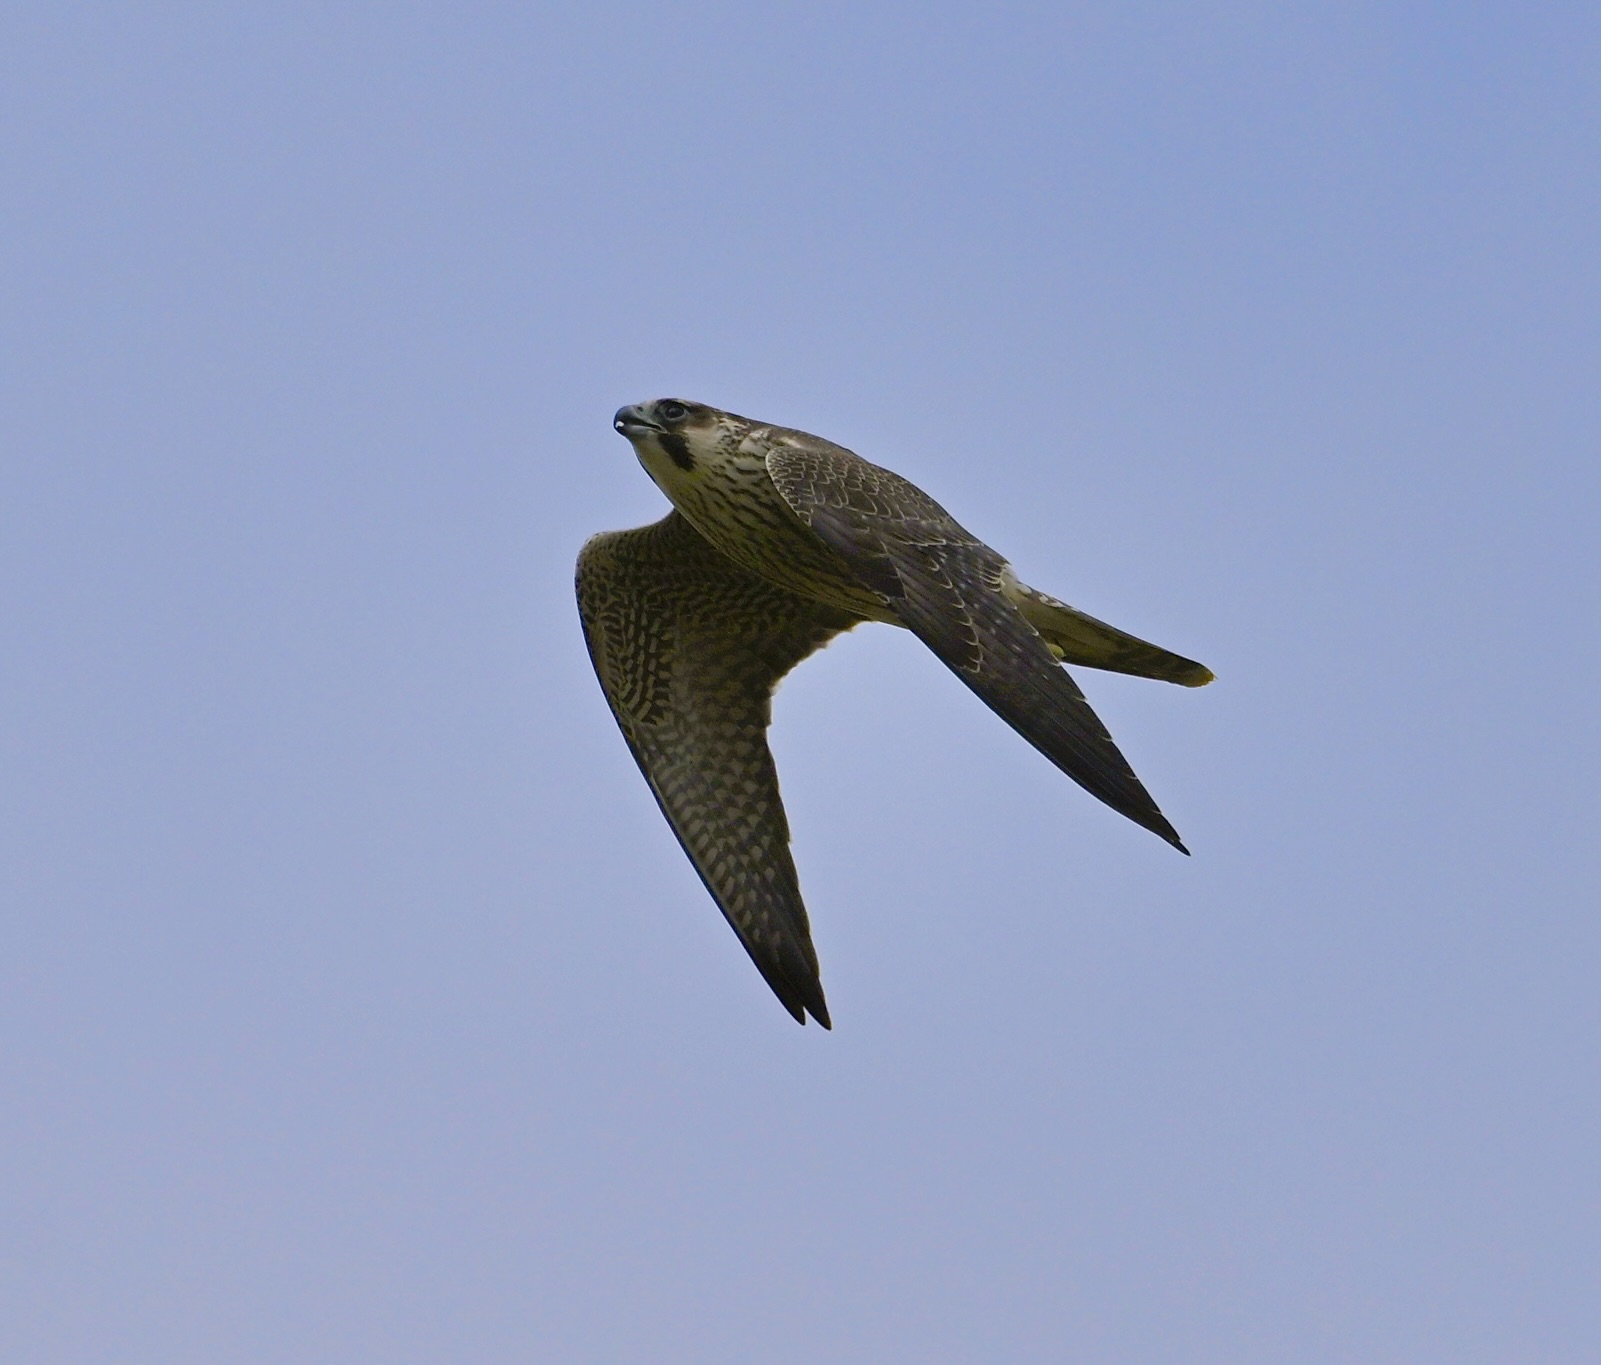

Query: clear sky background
[3,4,1598,1361]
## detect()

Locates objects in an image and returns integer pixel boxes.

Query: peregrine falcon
[577,399,1212,1028]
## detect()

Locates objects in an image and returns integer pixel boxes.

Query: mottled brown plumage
[577,399,1212,1026]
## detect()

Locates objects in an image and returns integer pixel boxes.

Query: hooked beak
[613,404,659,437]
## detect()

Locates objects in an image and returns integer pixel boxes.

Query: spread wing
[575,512,863,1026]
[766,446,1188,852]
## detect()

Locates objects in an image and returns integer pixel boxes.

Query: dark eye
[658,400,688,422]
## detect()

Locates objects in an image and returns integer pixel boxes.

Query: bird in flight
[577,399,1212,1028]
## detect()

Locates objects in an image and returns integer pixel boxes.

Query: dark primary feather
[576,512,862,1025]
[765,445,1188,852]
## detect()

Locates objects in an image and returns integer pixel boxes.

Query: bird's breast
[664,454,892,622]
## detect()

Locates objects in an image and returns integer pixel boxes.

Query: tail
[1015,585,1214,687]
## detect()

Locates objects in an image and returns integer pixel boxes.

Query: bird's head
[613,398,755,487]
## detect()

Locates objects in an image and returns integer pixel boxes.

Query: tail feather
[1015,585,1214,687]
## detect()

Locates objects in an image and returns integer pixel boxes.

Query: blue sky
[3,4,1598,1361]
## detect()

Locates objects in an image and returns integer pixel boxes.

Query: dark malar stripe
[658,432,695,471]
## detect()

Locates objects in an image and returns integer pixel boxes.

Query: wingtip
[1178,663,1215,688]
[781,1004,832,1029]
[1148,817,1190,855]
[775,984,832,1029]
[792,987,832,1029]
